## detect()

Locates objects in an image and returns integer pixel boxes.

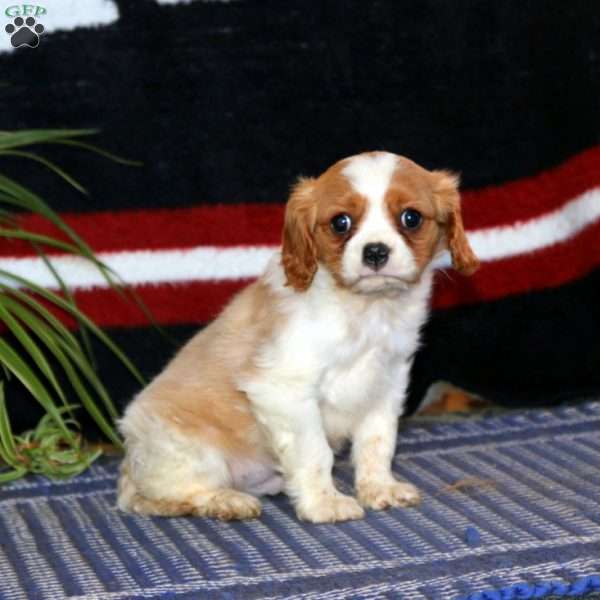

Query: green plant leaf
[0,337,73,441]
[0,129,98,150]
[0,228,81,253]
[0,159,157,342]
[0,128,139,165]
[53,349,122,447]
[0,295,121,445]
[0,467,28,483]
[0,178,94,254]
[0,381,19,465]
[0,128,151,482]
[0,209,17,225]
[0,182,139,319]
[34,244,97,369]
[11,403,103,480]
[50,139,143,167]
[0,299,67,407]
[0,286,82,352]
[0,130,146,322]
[0,181,118,290]
[0,272,144,385]
[0,150,87,194]
[57,339,119,421]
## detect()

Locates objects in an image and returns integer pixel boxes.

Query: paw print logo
[5,16,44,48]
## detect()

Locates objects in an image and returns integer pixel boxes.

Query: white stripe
[0,187,598,291]
[433,186,600,268]
[0,246,276,290]
[1,1,119,54]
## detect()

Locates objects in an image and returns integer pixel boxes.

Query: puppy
[117,152,479,523]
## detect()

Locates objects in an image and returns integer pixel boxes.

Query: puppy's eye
[399,208,422,231]
[330,213,353,234]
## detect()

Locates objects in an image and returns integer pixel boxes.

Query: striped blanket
[0,1,599,426]
[1,401,600,599]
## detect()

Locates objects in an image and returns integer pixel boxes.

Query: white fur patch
[342,152,399,204]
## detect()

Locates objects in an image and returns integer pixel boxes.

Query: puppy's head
[281,152,479,294]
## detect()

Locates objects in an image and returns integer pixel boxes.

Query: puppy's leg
[117,409,261,521]
[119,469,261,520]
[248,387,364,524]
[353,379,420,510]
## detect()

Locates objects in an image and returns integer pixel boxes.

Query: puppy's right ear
[281,177,318,291]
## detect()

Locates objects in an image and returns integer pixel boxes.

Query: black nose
[362,243,390,270]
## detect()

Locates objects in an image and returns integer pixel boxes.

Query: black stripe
[7,267,600,436]
[0,0,598,213]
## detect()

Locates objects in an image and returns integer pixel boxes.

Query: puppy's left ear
[281,177,318,291]
[431,171,480,275]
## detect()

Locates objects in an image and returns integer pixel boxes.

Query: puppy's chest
[315,304,420,410]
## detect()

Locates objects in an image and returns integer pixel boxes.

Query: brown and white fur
[117,152,479,523]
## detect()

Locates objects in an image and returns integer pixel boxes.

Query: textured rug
[1,402,600,600]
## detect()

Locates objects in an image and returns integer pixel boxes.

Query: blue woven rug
[1,402,600,600]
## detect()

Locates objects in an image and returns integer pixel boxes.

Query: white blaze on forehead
[342,153,399,203]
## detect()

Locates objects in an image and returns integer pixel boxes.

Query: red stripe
[460,145,600,229]
[50,280,250,329]
[20,280,250,331]
[432,218,600,309]
[26,219,599,329]
[4,204,285,256]
[1,145,598,257]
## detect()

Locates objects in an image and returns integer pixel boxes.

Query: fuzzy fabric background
[0,0,599,434]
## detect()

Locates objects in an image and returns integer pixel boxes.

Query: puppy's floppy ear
[431,171,480,275]
[281,177,318,291]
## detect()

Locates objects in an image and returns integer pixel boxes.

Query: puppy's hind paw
[194,489,262,521]
[296,491,365,524]
[358,479,421,510]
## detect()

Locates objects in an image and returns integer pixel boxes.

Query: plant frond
[0,271,144,385]
[0,296,120,445]
[12,404,103,479]
[0,150,88,194]
[34,244,97,368]
[0,128,149,483]
[0,129,98,150]
[0,337,73,441]
[0,299,67,407]
[50,139,143,166]
[0,229,80,253]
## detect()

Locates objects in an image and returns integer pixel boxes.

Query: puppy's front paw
[357,479,421,510]
[297,491,365,523]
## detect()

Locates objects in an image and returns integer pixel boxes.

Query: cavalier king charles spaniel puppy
[117,151,479,523]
